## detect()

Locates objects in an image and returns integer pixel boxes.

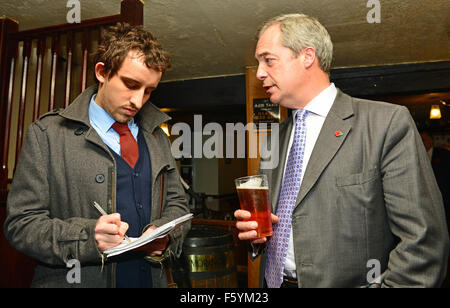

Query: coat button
[95,174,105,183]
[74,128,85,136]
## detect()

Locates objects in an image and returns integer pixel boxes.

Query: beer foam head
[237,177,265,189]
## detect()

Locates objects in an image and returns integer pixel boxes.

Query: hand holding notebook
[103,213,193,258]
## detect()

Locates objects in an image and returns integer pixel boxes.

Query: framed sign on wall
[253,98,281,128]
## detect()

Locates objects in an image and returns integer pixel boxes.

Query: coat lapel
[138,103,172,183]
[295,90,354,208]
[138,104,172,222]
[142,131,171,184]
[59,84,172,195]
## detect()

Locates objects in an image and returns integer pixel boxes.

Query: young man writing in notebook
[5,23,190,288]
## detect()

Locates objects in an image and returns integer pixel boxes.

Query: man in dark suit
[235,13,449,288]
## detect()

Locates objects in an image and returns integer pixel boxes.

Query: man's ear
[94,62,107,84]
[302,47,316,69]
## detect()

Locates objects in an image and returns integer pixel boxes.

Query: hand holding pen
[93,201,130,252]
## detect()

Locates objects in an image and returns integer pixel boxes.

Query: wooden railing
[0,0,143,205]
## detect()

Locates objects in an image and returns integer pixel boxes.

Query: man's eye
[265,58,274,64]
[125,83,139,90]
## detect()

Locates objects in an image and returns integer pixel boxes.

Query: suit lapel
[295,90,354,208]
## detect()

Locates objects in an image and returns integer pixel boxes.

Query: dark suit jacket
[258,89,449,287]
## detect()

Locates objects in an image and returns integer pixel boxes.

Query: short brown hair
[92,22,171,81]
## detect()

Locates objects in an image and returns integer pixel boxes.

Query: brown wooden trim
[10,15,121,41]
[120,0,144,26]
[244,67,288,288]
[0,18,18,194]
[64,32,73,108]
[15,40,32,167]
[33,38,45,121]
[2,57,16,190]
[80,29,90,93]
[245,67,288,177]
[48,34,59,111]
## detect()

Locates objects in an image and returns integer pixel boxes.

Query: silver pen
[93,201,131,243]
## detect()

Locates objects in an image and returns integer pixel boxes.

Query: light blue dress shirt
[88,94,139,156]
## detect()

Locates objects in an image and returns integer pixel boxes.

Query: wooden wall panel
[0,18,18,203]
[245,66,288,288]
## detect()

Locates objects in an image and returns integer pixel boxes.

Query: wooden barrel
[183,225,238,288]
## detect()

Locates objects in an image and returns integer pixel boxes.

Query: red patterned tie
[112,122,139,168]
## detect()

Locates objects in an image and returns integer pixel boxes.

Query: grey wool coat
[4,85,190,288]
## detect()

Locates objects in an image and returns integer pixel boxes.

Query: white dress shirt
[282,83,338,279]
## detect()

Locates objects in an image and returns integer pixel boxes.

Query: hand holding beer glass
[234,175,278,244]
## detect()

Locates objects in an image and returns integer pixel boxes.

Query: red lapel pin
[334,130,344,137]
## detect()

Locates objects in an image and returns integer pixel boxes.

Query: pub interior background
[0,0,449,288]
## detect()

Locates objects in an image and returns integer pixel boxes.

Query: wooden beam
[331,61,450,97]
[244,67,288,288]
[64,32,74,108]
[32,38,45,122]
[10,15,121,41]
[121,0,144,26]
[0,17,18,204]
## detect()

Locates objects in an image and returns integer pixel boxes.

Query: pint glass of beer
[235,175,272,238]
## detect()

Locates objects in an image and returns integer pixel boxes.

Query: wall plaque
[253,98,280,127]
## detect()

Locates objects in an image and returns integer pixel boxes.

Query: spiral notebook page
[104,213,193,258]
